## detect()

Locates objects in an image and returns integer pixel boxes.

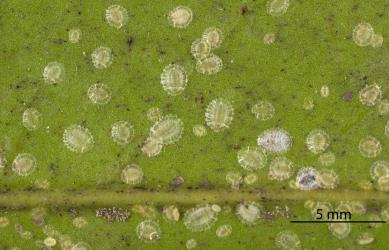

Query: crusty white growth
[63,125,94,153]
[150,115,183,145]
[257,128,292,153]
[160,64,188,96]
[183,205,218,232]
[205,98,234,132]
[295,167,320,191]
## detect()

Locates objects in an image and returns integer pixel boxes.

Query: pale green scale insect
[263,33,276,45]
[87,83,112,105]
[191,39,211,60]
[105,5,128,29]
[72,242,91,250]
[305,129,330,154]
[235,202,261,225]
[251,101,275,120]
[121,164,144,185]
[378,175,389,191]
[359,83,382,106]
[68,28,81,43]
[328,222,351,239]
[168,6,193,29]
[377,99,389,114]
[267,0,290,17]
[63,125,94,154]
[22,108,42,131]
[183,205,219,232]
[202,27,223,49]
[12,153,36,176]
[136,220,161,243]
[192,124,207,137]
[370,33,384,48]
[318,151,335,166]
[141,137,164,157]
[185,239,197,249]
[359,136,382,158]
[317,169,338,189]
[356,232,375,245]
[111,121,134,145]
[352,22,374,47]
[268,156,294,181]
[237,146,267,171]
[149,115,183,145]
[275,230,301,250]
[91,47,113,69]
[43,62,65,84]
[370,160,389,181]
[216,224,232,238]
[196,54,223,75]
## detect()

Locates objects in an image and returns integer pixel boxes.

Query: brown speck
[240,6,248,15]
[231,144,241,150]
[195,95,204,104]
[127,36,133,50]
[342,91,353,102]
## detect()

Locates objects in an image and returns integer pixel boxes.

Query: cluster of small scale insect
[142,115,184,157]
[191,27,224,75]
[303,200,372,242]
[352,22,383,48]
[39,224,91,249]
[369,160,389,192]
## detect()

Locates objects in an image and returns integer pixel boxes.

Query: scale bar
[291,220,385,224]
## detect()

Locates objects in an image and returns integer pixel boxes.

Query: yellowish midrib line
[0,188,388,209]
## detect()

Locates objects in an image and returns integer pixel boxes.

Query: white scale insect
[205,98,234,132]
